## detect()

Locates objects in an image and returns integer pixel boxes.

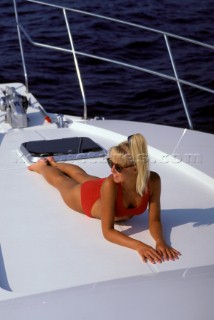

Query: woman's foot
[46,156,57,167]
[28,158,48,174]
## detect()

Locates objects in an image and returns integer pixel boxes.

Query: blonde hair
[109,133,150,196]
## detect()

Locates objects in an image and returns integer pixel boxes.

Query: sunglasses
[107,158,134,173]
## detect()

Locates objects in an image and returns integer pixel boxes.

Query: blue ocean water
[1,0,214,133]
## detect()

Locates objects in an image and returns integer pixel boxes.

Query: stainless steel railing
[13,0,214,128]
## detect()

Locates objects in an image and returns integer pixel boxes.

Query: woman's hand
[137,243,163,264]
[156,240,181,262]
[148,172,181,263]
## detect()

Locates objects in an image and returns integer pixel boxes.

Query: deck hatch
[20,137,107,162]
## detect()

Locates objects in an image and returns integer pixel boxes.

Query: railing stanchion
[13,0,29,93]
[63,8,87,119]
[164,34,193,129]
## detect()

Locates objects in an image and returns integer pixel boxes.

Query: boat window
[20,137,107,162]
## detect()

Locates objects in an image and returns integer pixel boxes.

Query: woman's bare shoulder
[101,175,118,206]
[150,171,161,182]
[102,175,117,191]
[149,171,161,196]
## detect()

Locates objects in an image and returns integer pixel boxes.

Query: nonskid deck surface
[0,84,213,310]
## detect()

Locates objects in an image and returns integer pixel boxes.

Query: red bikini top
[114,182,150,218]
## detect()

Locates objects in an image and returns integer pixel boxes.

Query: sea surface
[1,0,214,134]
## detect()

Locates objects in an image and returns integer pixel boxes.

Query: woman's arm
[149,172,181,261]
[100,176,163,264]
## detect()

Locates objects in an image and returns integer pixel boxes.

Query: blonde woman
[28,133,181,264]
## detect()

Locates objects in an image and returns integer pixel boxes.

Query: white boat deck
[0,84,214,319]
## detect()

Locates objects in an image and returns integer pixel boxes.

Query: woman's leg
[47,157,99,183]
[28,160,83,213]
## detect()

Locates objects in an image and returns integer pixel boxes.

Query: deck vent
[20,137,107,162]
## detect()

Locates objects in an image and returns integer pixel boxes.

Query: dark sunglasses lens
[115,164,122,172]
[107,158,123,172]
[107,158,113,168]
